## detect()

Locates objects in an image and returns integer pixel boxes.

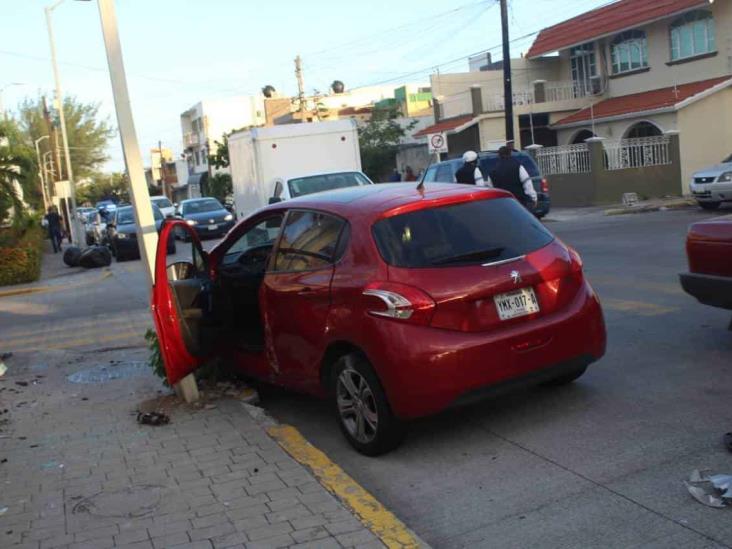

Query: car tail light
[362,282,435,325]
[540,178,550,193]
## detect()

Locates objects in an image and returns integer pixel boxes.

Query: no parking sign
[428,133,448,154]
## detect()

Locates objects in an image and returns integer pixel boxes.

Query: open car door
[151,220,210,385]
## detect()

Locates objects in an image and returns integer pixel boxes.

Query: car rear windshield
[480,153,541,178]
[372,197,554,268]
[288,172,370,198]
[182,199,223,214]
[152,197,172,208]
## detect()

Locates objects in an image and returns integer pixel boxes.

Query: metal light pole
[34,135,50,210]
[45,0,82,245]
[0,83,25,121]
[94,0,199,402]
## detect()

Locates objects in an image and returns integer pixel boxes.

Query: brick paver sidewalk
[0,348,384,549]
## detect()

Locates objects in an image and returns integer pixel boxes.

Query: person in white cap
[455,150,485,186]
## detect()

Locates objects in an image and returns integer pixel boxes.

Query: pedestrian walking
[486,146,537,209]
[455,150,485,185]
[44,206,63,253]
[388,168,402,182]
[404,166,417,182]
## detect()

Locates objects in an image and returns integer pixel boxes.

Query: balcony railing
[183,132,200,147]
[543,80,602,103]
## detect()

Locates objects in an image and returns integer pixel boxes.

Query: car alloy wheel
[336,366,378,444]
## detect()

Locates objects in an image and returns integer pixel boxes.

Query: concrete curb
[242,402,430,549]
[605,199,697,216]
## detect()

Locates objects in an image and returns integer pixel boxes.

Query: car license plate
[207,224,217,231]
[494,288,540,320]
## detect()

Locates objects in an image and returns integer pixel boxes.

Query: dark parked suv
[420,150,551,218]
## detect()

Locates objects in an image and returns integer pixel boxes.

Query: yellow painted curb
[0,270,112,299]
[268,424,424,549]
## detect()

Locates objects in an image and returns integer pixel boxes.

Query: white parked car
[269,171,373,205]
[689,153,732,210]
[150,195,175,218]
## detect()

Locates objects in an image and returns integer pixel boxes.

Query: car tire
[699,201,721,210]
[332,352,405,456]
[544,365,588,386]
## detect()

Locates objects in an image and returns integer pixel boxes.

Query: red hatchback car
[680,214,732,320]
[152,184,606,455]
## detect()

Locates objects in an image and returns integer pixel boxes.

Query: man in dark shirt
[486,146,537,208]
[44,206,63,253]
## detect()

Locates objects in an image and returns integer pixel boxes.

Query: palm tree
[0,127,30,224]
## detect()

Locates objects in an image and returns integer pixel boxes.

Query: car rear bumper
[680,272,732,310]
[364,280,606,419]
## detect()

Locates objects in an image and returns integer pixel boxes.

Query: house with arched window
[527,0,732,191]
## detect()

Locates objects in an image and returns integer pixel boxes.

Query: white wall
[556,111,678,145]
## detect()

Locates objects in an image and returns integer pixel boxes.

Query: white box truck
[228,119,372,218]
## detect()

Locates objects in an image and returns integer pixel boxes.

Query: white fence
[604,136,671,171]
[535,143,591,175]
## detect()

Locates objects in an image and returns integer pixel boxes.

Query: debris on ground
[62,246,82,267]
[685,470,732,508]
[136,411,170,426]
[78,246,112,269]
[0,506,7,516]
[0,362,6,378]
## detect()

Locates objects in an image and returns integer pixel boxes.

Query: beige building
[418,0,732,191]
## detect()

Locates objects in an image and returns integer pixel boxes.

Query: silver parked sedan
[689,153,732,210]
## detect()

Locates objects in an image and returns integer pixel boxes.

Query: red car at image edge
[680,214,732,321]
[152,183,607,455]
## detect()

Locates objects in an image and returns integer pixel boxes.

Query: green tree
[208,126,251,170]
[76,172,129,205]
[358,107,416,181]
[207,173,232,203]
[17,96,115,182]
[0,119,36,225]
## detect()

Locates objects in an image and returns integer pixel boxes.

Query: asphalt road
[3,207,732,548]
[262,207,732,548]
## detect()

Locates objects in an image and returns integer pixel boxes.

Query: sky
[1,0,610,172]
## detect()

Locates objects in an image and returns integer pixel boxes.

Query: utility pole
[499,0,515,145]
[34,135,50,211]
[42,97,60,183]
[96,0,199,403]
[45,1,82,245]
[295,55,306,121]
[158,139,167,198]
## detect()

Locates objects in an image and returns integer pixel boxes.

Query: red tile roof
[527,0,706,58]
[413,115,475,138]
[553,77,732,126]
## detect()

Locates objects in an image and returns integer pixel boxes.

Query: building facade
[180,95,265,175]
[419,0,732,192]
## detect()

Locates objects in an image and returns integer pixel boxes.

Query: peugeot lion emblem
[510,270,521,285]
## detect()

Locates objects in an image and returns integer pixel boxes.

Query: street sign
[428,133,448,154]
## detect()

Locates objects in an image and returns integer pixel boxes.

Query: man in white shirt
[455,150,485,186]
[483,146,537,208]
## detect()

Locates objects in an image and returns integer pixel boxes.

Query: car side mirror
[268,197,283,205]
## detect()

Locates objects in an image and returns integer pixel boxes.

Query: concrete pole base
[175,373,200,403]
